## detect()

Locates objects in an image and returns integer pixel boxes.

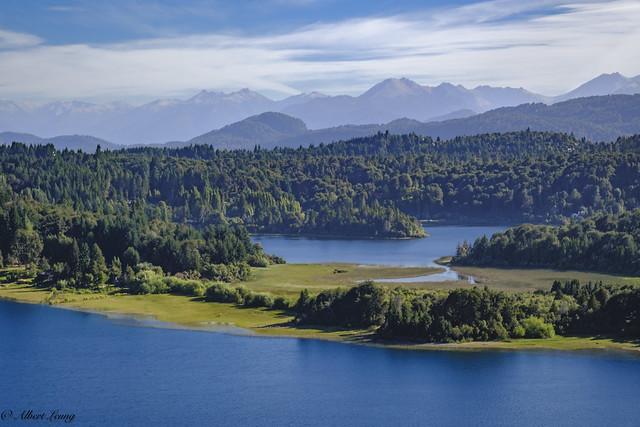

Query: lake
[252,225,505,282]
[1,299,639,426]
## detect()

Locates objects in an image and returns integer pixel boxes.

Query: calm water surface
[1,300,639,426]
[252,225,505,282]
[252,225,504,266]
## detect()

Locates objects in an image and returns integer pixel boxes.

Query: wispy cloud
[48,5,84,12]
[0,28,42,49]
[0,0,638,101]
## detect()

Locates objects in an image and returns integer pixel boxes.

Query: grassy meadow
[244,263,441,297]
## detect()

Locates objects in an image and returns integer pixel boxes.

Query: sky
[0,0,639,102]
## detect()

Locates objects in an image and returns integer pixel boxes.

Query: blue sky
[0,0,479,44]
[0,0,638,102]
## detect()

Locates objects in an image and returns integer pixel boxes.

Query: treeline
[0,182,280,290]
[3,131,640,238]
[293,281,640,342]
[454,209,640,275]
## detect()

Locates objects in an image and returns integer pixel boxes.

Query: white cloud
[0,0,639,101]
[0,28,42,49]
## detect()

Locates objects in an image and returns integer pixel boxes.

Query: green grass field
[244,263,441,297]
[0,283,370,341]
[447,265,640,292]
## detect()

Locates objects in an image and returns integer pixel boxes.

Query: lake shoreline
[249,231,429,240]
[2,285,638,356]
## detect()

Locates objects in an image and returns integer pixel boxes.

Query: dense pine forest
[293,280,640,342]
[0,195,277,290]
[2,130,640,238]
[453,209,640,275]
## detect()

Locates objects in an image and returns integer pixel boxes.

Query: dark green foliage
[0,196,266,290]
[205,283,244,304]
[295,281,389,328]
[272,296,290,310]
[109,257,122,285]
[204,282,276,309]
[164,276,207,297]
[201,262,251,282]
[378,286,548,342]
[551,279,640,337]
[3,131,640,236]
[455,210,640,275]
[295,283,548,341]
[10,229,43,265]
[123,264,169,295]
[243,292,274,308]
[294,281,640,342]
[521,317,556,338]
[121,247,140,270]
[267,254,286,265]
[89,243,108,285]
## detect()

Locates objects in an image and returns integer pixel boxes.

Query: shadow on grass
[591,334,640,348]
[539,333,640,349]
[253,319,376,343]
[4,285,44,294]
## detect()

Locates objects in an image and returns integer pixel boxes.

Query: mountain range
[4,94,640,151]
[1,72,638,145]
[0,132,117,151]
[173,94,640,149]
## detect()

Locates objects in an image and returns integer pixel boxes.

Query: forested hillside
[0,182,276,291]
[2,130,640,240]
[413,94,640,142]
[453,209,640,275]
[175,94,640,149]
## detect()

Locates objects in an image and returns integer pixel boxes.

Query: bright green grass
[447,266,640,292]
[245,263,441,297]
[0,281,370,341]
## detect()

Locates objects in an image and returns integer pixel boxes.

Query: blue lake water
[252,225,505,266]
[1,299,639,426]
[253,225,505,282]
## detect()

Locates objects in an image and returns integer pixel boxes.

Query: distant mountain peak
[189,89,221,101]
[244,111,307,130]
[588,72,629,86]
[225,88,272,103]
[0,100,23,113]
[186,111,307,149]
[435,82,458,88]
[187,88,271,104]
[434,82,467,93]
[557,72,638,101]
[361,77,425,98]
[0,131,117,151]
[599,71,624,78]
[293,91,328,100]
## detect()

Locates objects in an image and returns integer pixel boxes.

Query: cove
[252,225,505,282]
